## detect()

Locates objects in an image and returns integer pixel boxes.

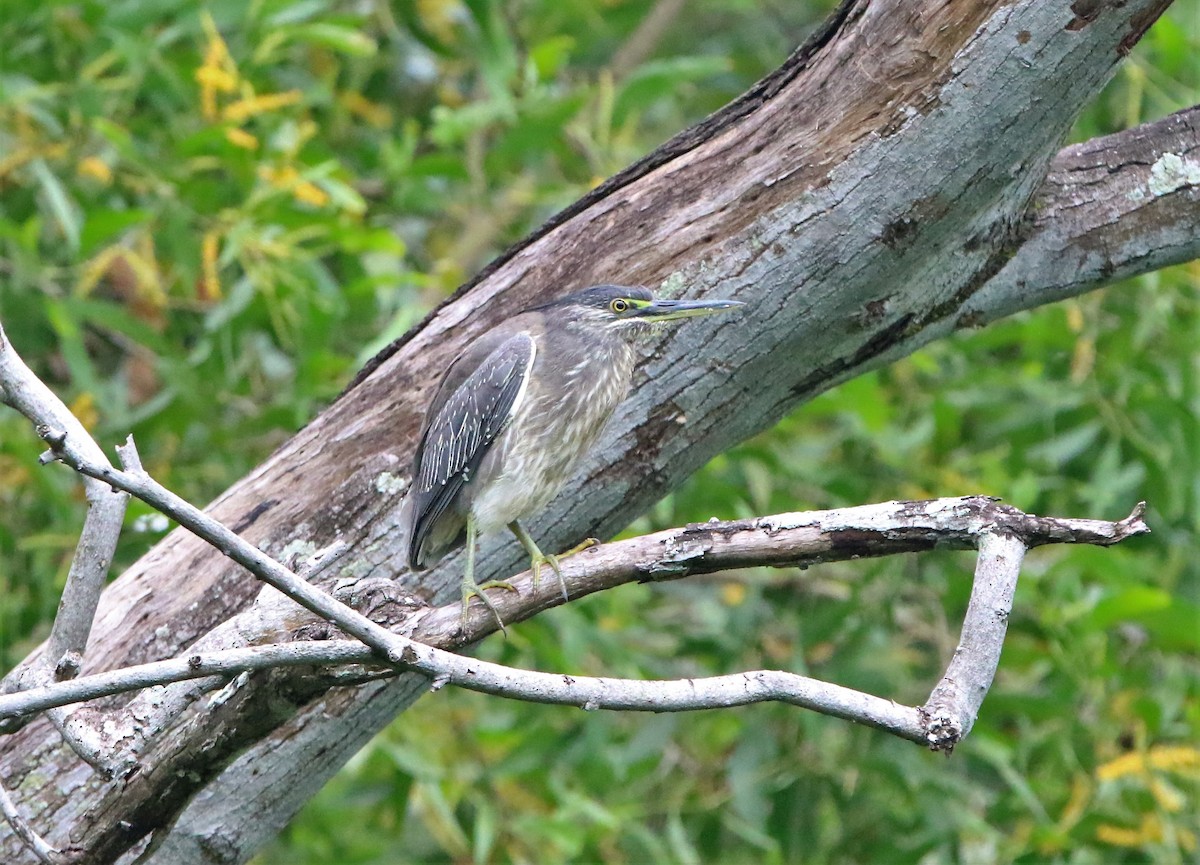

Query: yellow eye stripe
[609,297,652,313]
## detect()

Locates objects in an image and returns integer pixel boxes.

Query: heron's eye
[610,298,629,313]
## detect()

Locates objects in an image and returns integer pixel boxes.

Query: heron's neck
[561,322,639,383]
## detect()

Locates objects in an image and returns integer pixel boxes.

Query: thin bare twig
[0,638,925,740]
[40,433,422,666]
[13,428,929,740]
[0,779,61,864]
[0,312,1152,775]
[0,484,1148,752]
[0,324,127,685]
[0,322,128,778]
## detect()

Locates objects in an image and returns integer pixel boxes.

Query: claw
[510,522,599,602]
[530,551,568,601]
[545,537,600,599]
[461,578,517,634]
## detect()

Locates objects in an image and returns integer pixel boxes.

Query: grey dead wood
[0,779,62,865]
[0,423,1148,863]
[0,326,129,779]
[0,0,1195,862]
[0,495,1148,729]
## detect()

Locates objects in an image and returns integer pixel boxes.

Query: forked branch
[0,417,1149,750]
[0,319,1152,865]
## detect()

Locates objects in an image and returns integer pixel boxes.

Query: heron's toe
[460,577,516,634]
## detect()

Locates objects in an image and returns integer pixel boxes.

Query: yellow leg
[461,516,516,633]
[508,522,597,601]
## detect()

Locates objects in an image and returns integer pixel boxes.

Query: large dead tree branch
[955,104,1200,332]
[1,0,1193,862]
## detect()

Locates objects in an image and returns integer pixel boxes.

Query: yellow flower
[199,12,233,69]
[1097,745,1200,781]
[69,392,99,432]
[196,12,238,121]
[1148,746,1200,774]
[259,164,330,208]
[195,65,237,94]
[416,0,461,44]
[292,181,330,208]
[201,231,221,301]
[259,164,297,188]
[1092,745,1199,853]
[1070,336,1096,383]
[720,582,747,606]
[224,128,259,150]
[1065,301,1085,333]
[1096,818,1156,847]
[77,156,113,184]
[340,91,393,128]
[77,245,163,307]
[222,90,303,123]
[1056,775,1091,831]
[0,147,37,180]
[1096,813,1196,851]
[1149,777,1186,813]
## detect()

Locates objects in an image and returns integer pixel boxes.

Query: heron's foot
[529,551,565,600]
[461,577,517,634]
[530,538,597,601]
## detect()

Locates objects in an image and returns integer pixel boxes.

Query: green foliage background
[1,1,1197,862]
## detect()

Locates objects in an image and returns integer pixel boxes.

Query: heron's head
[534,285,744,335]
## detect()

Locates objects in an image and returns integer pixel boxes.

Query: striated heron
[402,285,743,627]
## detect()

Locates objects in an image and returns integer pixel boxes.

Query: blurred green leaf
[30,159,82,252]
[272,22,377,58]
[614,56,733,126]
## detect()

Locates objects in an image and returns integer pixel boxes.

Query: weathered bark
[1,0,1195,862]
[940,104,1200,335]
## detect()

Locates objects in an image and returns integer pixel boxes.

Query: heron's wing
[406,330,536,569]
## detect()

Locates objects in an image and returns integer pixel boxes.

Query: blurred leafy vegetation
[1,1,1197,863]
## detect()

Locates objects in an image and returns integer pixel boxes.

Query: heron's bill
[633,299,745,322]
